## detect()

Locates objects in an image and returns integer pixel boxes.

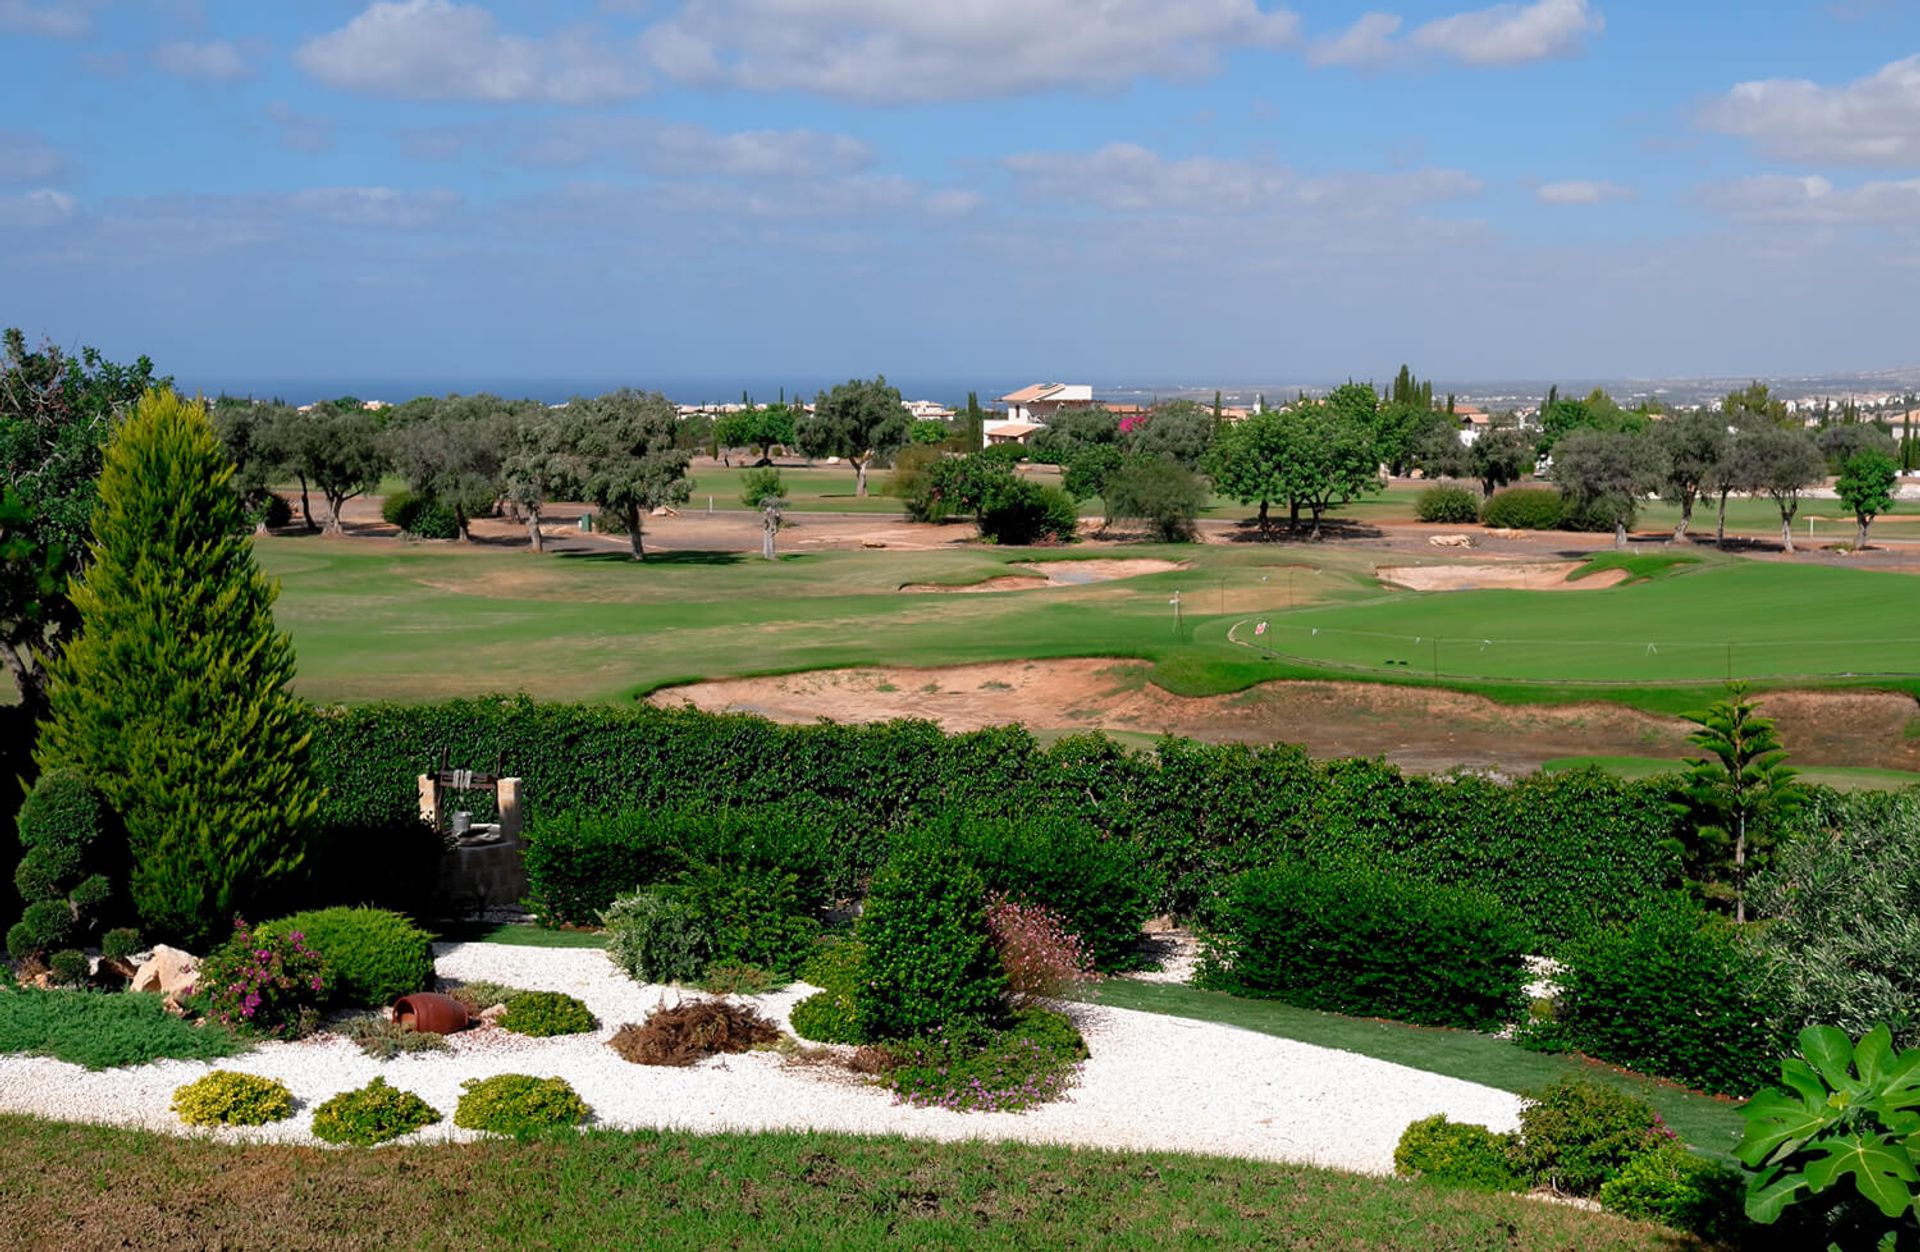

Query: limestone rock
[130,945,199,997]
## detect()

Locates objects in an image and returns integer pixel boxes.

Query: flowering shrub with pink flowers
[190,917,331,1040]
[986,894,1096,1004]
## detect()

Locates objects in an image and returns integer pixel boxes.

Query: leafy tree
[501,409,576,553]
[0,329,163,716]
[1726,425,1827,553]
[1651,410,1730,542]
[907,418,951,446]
[1062,444,1126,518]
[1676,683,1805,923]
[1837,448,1899,551]
[1280,401,1381,539]
[210,397,289,526]
[1538,387,1647,456]
[1721,381,1790,430]
[1103,458,1207,542]
[286,401,389,535]
[1469,423,1532,498]
[387,396,510,542]
[1816,419,1895,474]
[738,465,787,511]
[713,405,797,460]
[35,390,318,944]
[1125,399,1215,470]
[796,376,910,498]
[1550,428,1665,549]
[1206,409,1290,532]
[1323,381,1380,429]
[1028,406,1119,466]
[561,389,691,559]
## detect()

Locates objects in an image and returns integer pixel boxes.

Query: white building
[984,383,1093,447]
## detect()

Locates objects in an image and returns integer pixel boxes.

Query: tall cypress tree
[35,390,319,944]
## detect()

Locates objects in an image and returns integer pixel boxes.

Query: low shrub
[191,918,330,1040]
[676,863,817,980]
[985,894,1095,1003]
[0,988,246,1069]
[171,1070,295,1127]
[47,950,90,987]
[256,907,434,1009]
[1596,1140,1745,1241]
[1530,903,1779,1097]
[789,991,863,1044]
[882,1008,1087,1113]
[609,1000,779,1066]
[1479,487,1563,530]
[381,491,458,539]
[603,890,712,985]
[311,1076,441,1146]
[697,963,778,996]
[336,1012,449,1060]
[1195,865,1528,1032]
[1414,483,1482,525]
[854,838,1006,1041]
[1513,1077,1663,1197]
[978,480,1079,545]
[497,990,596,1038]
[1559,495,1635,534]
[453,1074,589,1136]
[100,927,142,964]
[443,980,525,1016]
[1393,1115,1522,1192]
[798,937,864,996]
[943,815,1158,972]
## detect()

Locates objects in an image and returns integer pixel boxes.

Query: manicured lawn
[1093,981,1748,1164]
[0,1116,1710,1250]
[1542,755,1920,791]
[0,989,247,1070]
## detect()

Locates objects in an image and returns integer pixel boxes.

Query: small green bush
[678,863,817,979]
[854,838,1006,1041]
[497,990,597,1038]
[799,938,865,996]
[1513,1077,1661,1197]
[603,889,712,984]
[311,1076,440,1146]
[100,927,141,963]
[453,1074,589,1136]
[47,950,90,986]
[883,1008,1086,1112]
[790,991,864,1044]
[171,1070,295,1127]
[381,490,459,539]
[8,769,118,961]
[1393,1115,1522,1191]
[696,962,777,996]
[0,988,246,1069]
[257,907,434,1009]
[1596,1139,1744,1241]
[1479,487,1563,530]
[1414,483,1482,525]
[337,1012,449,1060]
[1196,865,1528,1031]
[444,980,527,1016]
[1531,903,1779,1097]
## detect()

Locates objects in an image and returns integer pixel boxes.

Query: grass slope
[0,990,247,1070]
[1093,981,1747,1164]
[0,1116,1710,1250]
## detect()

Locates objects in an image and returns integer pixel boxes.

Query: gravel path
[0,944,1522,1173]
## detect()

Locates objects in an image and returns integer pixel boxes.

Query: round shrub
[604,889,712,985]
[854,838,1007,1041]
[1415,483,1482,525]
[311,1076,440,1146]
[1479,487,1563,530]
[790,990,863,1044]
[171,1070,295,1127]
[1597,1140,1745,1240]
[100,927,142,963]
[1540,903,1779,1097]
[48,949,90,986]
[1196,865,1529,1031]
[1393,1115,1522,1191]
[192,918,331,1040]
[497,990,596,1038]
[256,908,433,1009]
[453,1074,589,1136]
[1513,1077,1661,1197]
[380,490,458,539]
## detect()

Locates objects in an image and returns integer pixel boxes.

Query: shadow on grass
[1220,518,1386,543]
[553,549,747,566]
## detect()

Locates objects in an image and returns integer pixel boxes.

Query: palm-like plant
[1678,682,1805,923]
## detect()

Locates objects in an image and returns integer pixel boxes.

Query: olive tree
[1550,428,1666,549]
[1651,410,1729,543]
[796,376,910,498]
[561,389,691,559]
[1726,425,1827,553]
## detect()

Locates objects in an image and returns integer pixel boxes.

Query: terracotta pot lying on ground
[391,992,470,1035]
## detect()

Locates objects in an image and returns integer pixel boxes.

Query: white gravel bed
[0,943,1522,1173]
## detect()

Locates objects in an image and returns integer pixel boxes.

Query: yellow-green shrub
[171,1070,295,1127]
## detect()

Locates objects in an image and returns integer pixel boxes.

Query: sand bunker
[900,558,1186,594]
[1377,562,1629,592]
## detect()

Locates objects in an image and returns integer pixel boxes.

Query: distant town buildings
[986,383,1093,447]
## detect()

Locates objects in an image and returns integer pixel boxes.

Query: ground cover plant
[310,1077,440,1146]
[0,988,246,1069]
[453,1074,590,1137]
[256,907,433,1008]
[609,1000,779,1067]
[496,991,596,1038]
[789,937,865,1044]
[880,1008,1088,1113]
[335,1012,448,1060]
[0,1114,1729,1249]
[171,1071,295,1127]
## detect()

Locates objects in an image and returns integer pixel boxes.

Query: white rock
[128,945,198,996]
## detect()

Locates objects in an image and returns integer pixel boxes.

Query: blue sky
[4,0,1920,393]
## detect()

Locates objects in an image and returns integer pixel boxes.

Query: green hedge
[303,700,1684,947]
[1480,487,1564,530]
[1196,865,1530,1030]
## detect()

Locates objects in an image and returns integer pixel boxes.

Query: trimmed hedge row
[302,698,1685,947]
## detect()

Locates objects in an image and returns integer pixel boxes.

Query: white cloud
[0,1,90,38]
[0,188,77,228]
[1701,54,1920,167]
[286,186,462,229]
[641,0,1301,103]
[1003,143,1481,214]
[1535,179,1632,204]
[1698,174,1920,224]
[152,39,252,82]
[1309,13,1403,67]
[1410,0,1602,67]
[296,0,648,103]
[510,117,874,178]
[0,130,71,184]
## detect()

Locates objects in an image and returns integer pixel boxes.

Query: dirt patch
[649,660,1920,775]
[899,558,1187,594]
[899,575,1049,594]
[1377,562,1629,592]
